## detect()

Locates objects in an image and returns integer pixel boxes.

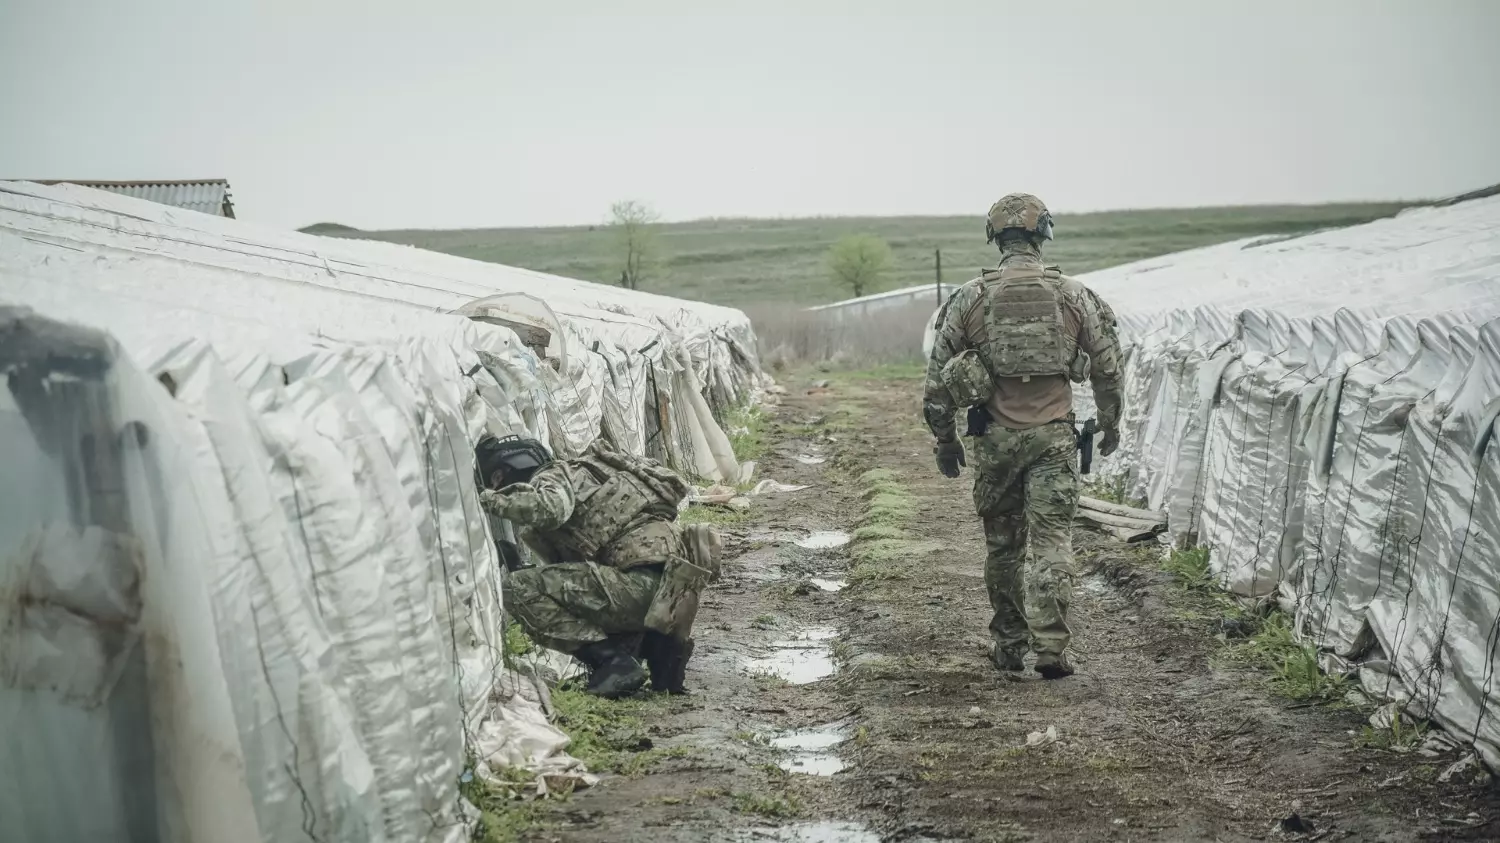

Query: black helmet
[475,435,552,489]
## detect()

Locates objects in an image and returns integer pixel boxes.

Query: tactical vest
[529,442,689,569]
[979,265,1074,379]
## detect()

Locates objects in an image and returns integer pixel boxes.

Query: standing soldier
[477,435,721,698]
[922,193,1123,679]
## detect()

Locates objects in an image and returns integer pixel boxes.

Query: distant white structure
[18,178,236,217]
[807,282,955,321]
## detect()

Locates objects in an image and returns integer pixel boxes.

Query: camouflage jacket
[923,254,1124,441]
[480,440,688,569]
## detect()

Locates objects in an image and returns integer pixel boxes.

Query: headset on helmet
[475,434,553,489]
[985,193,1054,245]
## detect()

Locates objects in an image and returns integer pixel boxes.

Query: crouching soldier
[476,435,721,698]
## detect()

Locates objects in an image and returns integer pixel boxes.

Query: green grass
[305,203,1415,308]
[1213,609,1350,704]
[722,402,769,464]
[1084,475,1142,508]
[845,468,941,583]
[1162,546,1217,592]
[731,790,805,818]
[502,621,534,667]
[458,761,547,843]
[1356,711,1430,752]
[1155,548,1348,705]
[678,505,751,526]
[548,686,680,774]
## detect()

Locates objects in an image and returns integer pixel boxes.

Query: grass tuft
[459,760,547,843]
[678,505,751,526]
[731,791,805,818]
[723,403,769,464]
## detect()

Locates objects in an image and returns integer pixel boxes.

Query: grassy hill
[306,202,1414,308]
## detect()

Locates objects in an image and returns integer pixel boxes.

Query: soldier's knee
[502,567,546,611]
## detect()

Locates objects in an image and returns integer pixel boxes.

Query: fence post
[934,248,943,306]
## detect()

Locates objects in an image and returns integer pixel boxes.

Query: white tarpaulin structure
[0,181,765,843]
[1083,195,1500,770]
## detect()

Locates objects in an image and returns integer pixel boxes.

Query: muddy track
[526,371,1499,843]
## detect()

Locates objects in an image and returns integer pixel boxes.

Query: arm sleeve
[922,284,978,443]
[1077,287,1125,431]
[481,464,577,530]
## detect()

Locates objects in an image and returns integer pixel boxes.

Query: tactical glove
[935,439,965,478]
[1098,428,1120,458]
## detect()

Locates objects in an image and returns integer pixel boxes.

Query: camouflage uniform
[481,441,690,654]
[923,194,1124,669]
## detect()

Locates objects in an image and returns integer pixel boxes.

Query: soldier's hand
[935,439,965,478]
[1098,428,1120,458]
[479,488,509,516]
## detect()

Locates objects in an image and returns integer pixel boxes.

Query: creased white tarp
[1084,194,1500,771]
[0,180,767,843]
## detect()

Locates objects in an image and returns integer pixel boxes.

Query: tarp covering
[0,181,766,843]
[1087,195,1500,770]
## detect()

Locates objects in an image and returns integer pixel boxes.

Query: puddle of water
[745,626,839,683]
[783,626,837,643]
[746,648,835,684]
[778,753,845,776]
[770,724,848,751]
[729,822,879,843]
[795,530,850,550]
[810,577,847,592]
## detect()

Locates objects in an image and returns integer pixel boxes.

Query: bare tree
[827,234,893,299]
[609,200,661,290]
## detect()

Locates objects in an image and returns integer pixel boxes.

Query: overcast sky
[2,0,1497,231]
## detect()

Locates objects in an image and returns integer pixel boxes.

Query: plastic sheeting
[1086,195,1500,771]
[0,180,767,843]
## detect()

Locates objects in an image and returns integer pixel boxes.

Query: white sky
[2,0,1497,230]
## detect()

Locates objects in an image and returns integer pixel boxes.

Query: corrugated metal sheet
[23,179,235,217]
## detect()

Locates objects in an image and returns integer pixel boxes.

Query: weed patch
[731,791,805,818]
[723,403,769,464]
[549,687,681,774]
[502,621,534,668]
[1356,712,1430,752]
[851,523,906,542]
[679,505,751,527]
[459,761,547,843]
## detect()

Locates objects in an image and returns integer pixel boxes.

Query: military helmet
[476,434,553,489]
[985,193,1054,244]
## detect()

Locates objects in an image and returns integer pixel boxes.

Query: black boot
[642,632,694,695]
[574,636,647,699]
[1033,651,1075,680]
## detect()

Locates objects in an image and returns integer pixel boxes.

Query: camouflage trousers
[502,563,662,654]
[970,422,1080,658]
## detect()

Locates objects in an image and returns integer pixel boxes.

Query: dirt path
[522,370,1498,843]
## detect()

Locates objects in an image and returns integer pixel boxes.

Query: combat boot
[989,643,1026,672]
[574,636,647,698]
[641,631,695,694]
[1033,651,1074,680]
